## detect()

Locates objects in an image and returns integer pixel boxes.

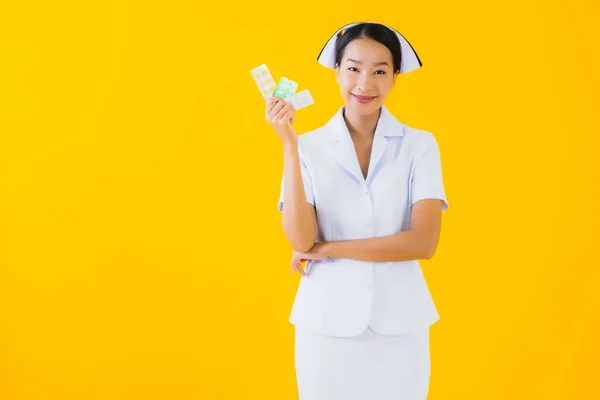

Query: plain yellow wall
[1,1,599,399]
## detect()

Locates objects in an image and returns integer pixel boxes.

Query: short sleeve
[277,141,315,212]
[411,133,449,211]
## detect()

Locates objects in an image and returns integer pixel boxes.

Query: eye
[375,70,386,75]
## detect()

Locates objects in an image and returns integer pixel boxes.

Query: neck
[343,107,381,141]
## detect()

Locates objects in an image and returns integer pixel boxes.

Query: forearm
[281,139,317,252]
[320,230,433,262]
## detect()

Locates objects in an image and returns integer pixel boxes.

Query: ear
[335,64,340,84]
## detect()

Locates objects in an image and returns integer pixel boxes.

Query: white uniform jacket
[278,105,449,337]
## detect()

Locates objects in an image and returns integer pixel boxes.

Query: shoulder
[399,122,442,158]
[295,122,336,161]
[297,125,334,146]
[402,121,437,144]
[296,106,343,149]
[382,105,441,151]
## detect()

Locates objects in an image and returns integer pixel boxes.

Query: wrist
[317,241,334,258]
[282,135,299,152]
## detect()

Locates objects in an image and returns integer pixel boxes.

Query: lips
[352,94,377,103]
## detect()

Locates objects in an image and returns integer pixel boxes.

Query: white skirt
[294,326,431,400]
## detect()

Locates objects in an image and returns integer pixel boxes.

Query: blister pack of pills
[250,64,277,100]
[250,63,314,111]
[273,77,298,100]
[286,89,314,111]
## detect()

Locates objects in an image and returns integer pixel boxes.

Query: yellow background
[1,0,599,398]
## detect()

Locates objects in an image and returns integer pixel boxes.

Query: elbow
[288,230,317,252]
[421,242,439,260]
[282,220,318,253]
[422,249,435,260]
[283,229,317,253]
[411,229,440,260]
[291,229,317,252]
[294,241,315,253]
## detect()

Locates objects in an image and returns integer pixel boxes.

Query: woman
[267,21,449,400]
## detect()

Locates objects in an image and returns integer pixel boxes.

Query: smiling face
[335,37,398,116]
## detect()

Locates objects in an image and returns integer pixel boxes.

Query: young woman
[267,21,449,400]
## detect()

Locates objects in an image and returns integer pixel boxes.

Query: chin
[345,99,381,115]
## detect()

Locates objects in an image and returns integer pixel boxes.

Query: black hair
[334,22,402,74]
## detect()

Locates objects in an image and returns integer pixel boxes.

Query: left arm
[313,199,443,262]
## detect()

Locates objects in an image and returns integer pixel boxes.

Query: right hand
[265,96,297,144]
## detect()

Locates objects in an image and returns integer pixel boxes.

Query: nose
[356,72,374,93]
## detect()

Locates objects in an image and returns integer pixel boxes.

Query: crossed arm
[287,198,443,265]
[281,141,444,262]
[308,198,444,262]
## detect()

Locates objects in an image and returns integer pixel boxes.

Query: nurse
[266,21,449,400]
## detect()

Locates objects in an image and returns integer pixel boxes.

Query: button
[366,283,372,290]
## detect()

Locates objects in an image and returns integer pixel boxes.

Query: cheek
[337,73,356,90]
[377,79,394,95]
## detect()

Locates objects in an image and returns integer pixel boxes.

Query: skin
[266,96,318,254]
[335,37,398,180]
[266,37,444,277]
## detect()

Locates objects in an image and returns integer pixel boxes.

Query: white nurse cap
[316,22,422,74]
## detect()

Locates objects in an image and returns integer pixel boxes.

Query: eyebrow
[346,58,390,67]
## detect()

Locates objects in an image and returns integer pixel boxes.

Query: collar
[325,105,404,184]
[325,105,406,141]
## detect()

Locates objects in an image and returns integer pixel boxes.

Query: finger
[265,98,277,119]
[266,96,279,113]
[278,109,293,125]
[268,100,286,121]
[297,262,306,276]
[276,102,292,118]
[266,105,276,121]
[293,260,306,276]
[285,103,296,122]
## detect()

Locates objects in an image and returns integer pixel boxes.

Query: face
[335,38,397,116]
